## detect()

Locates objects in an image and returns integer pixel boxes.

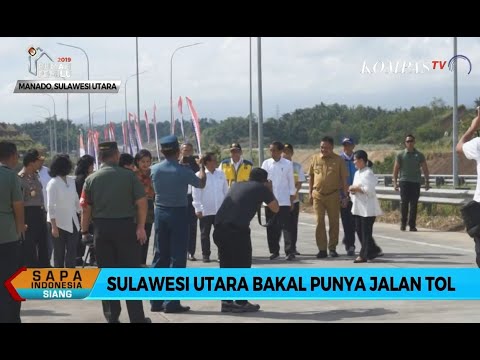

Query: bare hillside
[295,147,477,175]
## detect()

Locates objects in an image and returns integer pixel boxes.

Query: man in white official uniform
[192,152,228,262]
[261,141,297,260]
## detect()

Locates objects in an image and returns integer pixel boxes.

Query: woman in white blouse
[46,155,81,268]
[349,150,383,263]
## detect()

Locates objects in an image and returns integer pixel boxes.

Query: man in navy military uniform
[150,135,207,313]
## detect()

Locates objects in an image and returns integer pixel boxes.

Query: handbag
[460,200,480,238]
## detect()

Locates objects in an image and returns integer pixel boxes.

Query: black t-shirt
[215,181,275,228]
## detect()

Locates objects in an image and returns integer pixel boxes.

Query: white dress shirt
[232,157,244,172]
[350,167,383,217]
[462,137,480,202]
[39,166,52,208]
[46,176,81,233]
[261,157,296,206]
[192,169,228,216]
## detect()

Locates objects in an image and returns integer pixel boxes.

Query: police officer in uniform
[219,143,253,187]
[81,142,151,323]
[18,149,50,267]
[150,135,206,313]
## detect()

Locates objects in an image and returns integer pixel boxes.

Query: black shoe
[329,250,339,258]
[108,318,121,323]
[410,227,418,232]
[164,305,191,313]
[353,257,368,263]
[270,252,280,260]
[188,254,197,261]
[294,250,301,255]
[221,301,234,312]
[142,317,152,323]
[202,256,210,263]
[233,301,260,313]
[286,253,295,261]
[316,250,328,259]
[347,246,355,256]
[400,225,406,231]
[150,301,164,312]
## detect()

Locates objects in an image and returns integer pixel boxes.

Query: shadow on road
[184,307,397,322]
[21,309,70,317]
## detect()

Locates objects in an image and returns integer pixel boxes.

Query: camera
[81,233,94,246]
[182,155,199,165]
[181,155,200,172]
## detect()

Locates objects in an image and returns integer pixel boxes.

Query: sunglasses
[405,140,414,143]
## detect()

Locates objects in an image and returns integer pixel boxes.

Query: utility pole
[257,37,264,166]
[453,37,459,188]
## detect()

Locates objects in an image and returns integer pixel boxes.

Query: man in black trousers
[81,142,151,323]
[213,168,279,313]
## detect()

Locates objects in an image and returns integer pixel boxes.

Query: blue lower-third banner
[7,268,480,300]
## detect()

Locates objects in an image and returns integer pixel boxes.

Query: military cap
[98,142,118,151]
[160,135,179,151]
[342,137,354,145]
[230,142,242,151]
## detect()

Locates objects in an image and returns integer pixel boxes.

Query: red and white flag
[127,113,138,155]
[121,121,128,153]
[144,110,151,143]
[79,130,85,157]
[109,122,116,141]
[178,96,185,141]
[93,130,100,170]
[152,103,160,161]
[134,113,143,150]
[186,96,201,155]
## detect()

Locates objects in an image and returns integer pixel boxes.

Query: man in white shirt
[193,153,228,262]
[261,141,297,260]
[456,109,480,268]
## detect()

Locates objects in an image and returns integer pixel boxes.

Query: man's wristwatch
[81,230,89,235]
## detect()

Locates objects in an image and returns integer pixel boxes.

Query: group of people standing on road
[8,112,480,323]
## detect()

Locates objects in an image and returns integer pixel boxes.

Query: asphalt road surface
[19,213,479,323]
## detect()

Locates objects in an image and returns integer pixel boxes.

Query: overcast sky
[1,37,479,126]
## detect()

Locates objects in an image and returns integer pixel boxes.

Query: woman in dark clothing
[74,155,95,266]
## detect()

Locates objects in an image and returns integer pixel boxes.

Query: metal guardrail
[373,174,477,187]
[299,177,476,206]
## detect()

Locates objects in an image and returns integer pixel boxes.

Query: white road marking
[374,234,475,254]
[296,221,475,254]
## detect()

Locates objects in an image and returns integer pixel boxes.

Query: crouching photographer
[213,168,279,313]
[456,107,480,267]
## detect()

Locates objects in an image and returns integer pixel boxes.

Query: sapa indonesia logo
[361,55,472,75]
